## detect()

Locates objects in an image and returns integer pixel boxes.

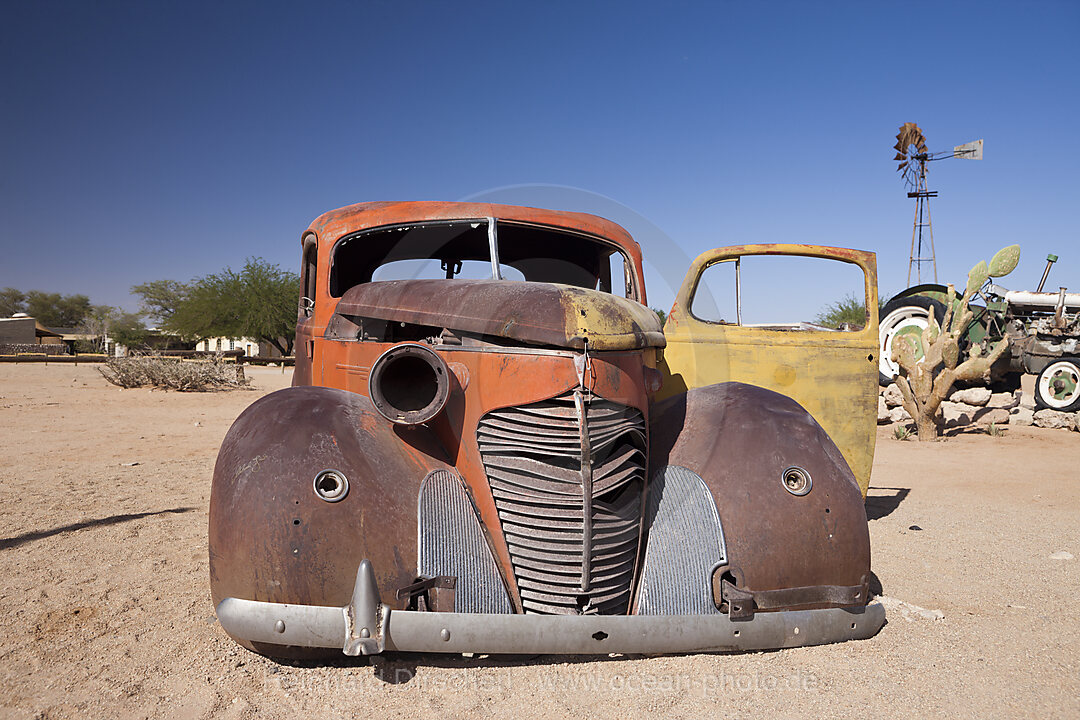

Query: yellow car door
[656,244,879,496]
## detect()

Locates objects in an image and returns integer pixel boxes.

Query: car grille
[477,391,646,615]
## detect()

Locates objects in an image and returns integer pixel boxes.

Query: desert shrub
[815,293,886,330]
[100,356,249,392]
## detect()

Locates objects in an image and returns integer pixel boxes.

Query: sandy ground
[1,363,1078,719]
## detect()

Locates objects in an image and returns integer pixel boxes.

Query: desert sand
[1,363,1078,719]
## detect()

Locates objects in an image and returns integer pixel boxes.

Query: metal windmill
[893,123,983,285]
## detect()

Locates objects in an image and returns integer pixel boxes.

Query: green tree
[1,288,26,317]
[652,307,667,326]
[77,305,149,352]
[24,291,92,328]
[815,293,886,330]
[109,311,151,349]
[164,258,300,356]
[131,279,190,326]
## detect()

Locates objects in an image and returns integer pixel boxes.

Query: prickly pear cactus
[988,245,1021,277]
[891,245,1020,440]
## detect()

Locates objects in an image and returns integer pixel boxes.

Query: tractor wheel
[1034,358,1080,412]
[878,296,948,386]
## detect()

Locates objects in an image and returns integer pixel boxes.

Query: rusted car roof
[335,279,665,351]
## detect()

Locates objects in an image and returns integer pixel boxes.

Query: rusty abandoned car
[209,201,885,658]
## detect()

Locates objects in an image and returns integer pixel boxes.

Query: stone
[987,391,1019,409]
[877,396,890,424]
[882,383,904,408]
[1033,409,1077,430]
[1020,373,1037,408]
[1011,406,1034,426]
[889,406,911,423]
[876,595,945,622]
[949,387,991,406]
[1050,551,1074,561]
[941,401,974,427]
[973,407,1010,425]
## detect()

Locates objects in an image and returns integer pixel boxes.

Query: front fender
[649,382,870,598]
[209,386,451,621]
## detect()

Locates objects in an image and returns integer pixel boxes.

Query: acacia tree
[131,279,190,326]
[15,291,92,327]
[77,305,148,352]
[158,258,299,356]
[1,288,26,317]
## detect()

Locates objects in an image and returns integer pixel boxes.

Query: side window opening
[691,255,869,331]
[691,259,738,324]
[301,237,317,317]
[603,250,634,299]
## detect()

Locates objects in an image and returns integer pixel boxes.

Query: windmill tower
[893,123,983,285]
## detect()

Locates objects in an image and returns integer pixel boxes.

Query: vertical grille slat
[478,390,646,615]
[417,470,513,614]
[636,466,727,616]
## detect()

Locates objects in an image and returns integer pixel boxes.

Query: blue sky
[2,1,1077,320]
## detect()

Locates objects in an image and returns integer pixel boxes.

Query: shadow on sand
[864,487,910,522]
[0,507,197,551]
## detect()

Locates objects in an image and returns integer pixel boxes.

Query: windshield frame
[328,218,641,300]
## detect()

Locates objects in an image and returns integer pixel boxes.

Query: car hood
[334,279,665,351]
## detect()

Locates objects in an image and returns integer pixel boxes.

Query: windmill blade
[893,152,906,161]
[897,161,908,173]
[898,122,927,153]
[893,140,905,153]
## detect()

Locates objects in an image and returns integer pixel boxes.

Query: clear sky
[2,1,1077,320]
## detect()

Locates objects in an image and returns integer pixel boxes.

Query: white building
[194,337,282,357]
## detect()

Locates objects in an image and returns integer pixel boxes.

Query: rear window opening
[329,219,635,298]
[373,259,526,283]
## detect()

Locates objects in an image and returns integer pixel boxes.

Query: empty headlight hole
[380,355,439,411]
[369,343,451,425]
[781,466,812,496]
[313,469,349,502]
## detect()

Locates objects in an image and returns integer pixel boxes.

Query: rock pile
[877,382,1080,432]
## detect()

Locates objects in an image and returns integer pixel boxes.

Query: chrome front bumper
[215,560,886,656]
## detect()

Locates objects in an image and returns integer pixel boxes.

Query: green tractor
[878,253,1080,412]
